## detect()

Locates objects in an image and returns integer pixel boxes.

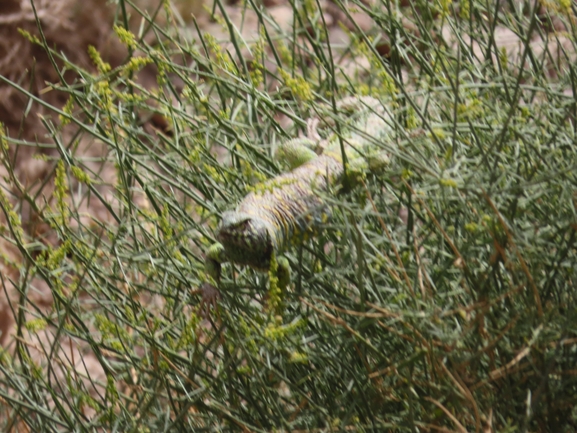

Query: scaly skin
[202,97,392,303]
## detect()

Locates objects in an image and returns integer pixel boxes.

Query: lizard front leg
[277,256,291,290]
[203,242,291,315]
[200,242,228,314]
[274,137,319,170]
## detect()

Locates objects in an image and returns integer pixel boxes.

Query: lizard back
[224,154,344,269]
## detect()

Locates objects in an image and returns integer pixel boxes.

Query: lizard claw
[198,283,221,318]
[306,117,322,142]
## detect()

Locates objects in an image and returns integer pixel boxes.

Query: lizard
[201,96,393,305]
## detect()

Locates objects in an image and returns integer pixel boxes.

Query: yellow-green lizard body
[203,97,393,298]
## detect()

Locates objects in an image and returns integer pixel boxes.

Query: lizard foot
[307,117,322,142]
[198,283,221,318]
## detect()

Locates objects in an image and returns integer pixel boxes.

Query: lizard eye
[218,212,253,238]
[233,219,251,229]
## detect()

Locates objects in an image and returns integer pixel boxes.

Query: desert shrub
[0,0,576,431]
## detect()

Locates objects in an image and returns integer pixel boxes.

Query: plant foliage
[0,0,576,431]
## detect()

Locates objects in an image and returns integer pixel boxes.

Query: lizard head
[217,212,274,270]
